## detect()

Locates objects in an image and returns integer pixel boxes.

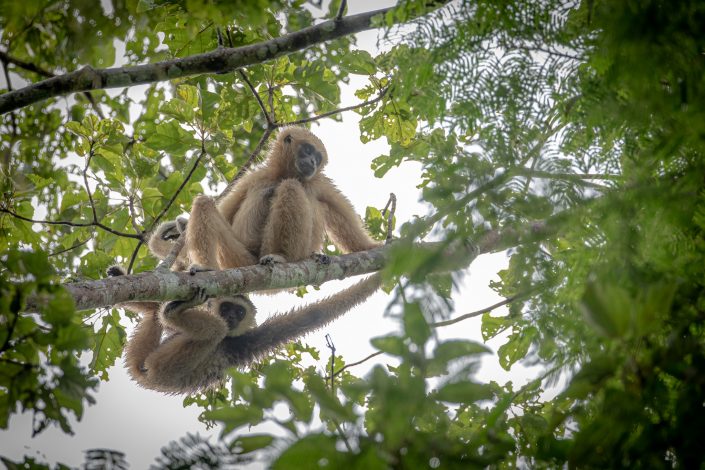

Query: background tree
[2,0,705,467]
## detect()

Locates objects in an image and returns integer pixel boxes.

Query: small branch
[0,7,404,114]
[47,237,92,257]
[126,239,144,274]
[381,192,396,243]
[327,350,383,379]
[325,334,336,393]
[335,0,348,21]
[239,70,273,125]
[216,126,274,201]
[0,50,53,78]
[83,146,99,223]
[149,144,207,232]
[0,206,142,239]
[430,295,521,328]
[284,86,388,127]
[155,235,186,271]
[515,168,619,181]
[127,195,144,236]
[0,57,18,139]
[215,87,389,202]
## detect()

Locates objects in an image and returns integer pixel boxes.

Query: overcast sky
[0,2,543,467]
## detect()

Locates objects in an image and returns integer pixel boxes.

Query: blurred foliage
[2,0,705,467]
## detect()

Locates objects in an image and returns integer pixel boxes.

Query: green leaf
[339,50,377,75]
[403,301,431,346]
[90,310,126,380]
[370,335,406,356]
[435,381,494,403]
[497,328,536,371]
[230,434,275,454]
[203,405,264,436]
[272,434,341,470]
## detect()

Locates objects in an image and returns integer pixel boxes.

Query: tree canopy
[2,0,705,467]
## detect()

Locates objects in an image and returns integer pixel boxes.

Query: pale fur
[147,219,191,271]
[111,266,382,394]
[185,126,380,270]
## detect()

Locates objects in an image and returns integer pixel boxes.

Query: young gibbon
[107,266,381,394]
[185,126,380,272]
[146,217,191,271]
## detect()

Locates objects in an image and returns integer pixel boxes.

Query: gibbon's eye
[219,301,247,329]
[284,135,293,144]
[301,142,315,156]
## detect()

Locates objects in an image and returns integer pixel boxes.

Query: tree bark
[25,219,555,313]
[1,6,398,114]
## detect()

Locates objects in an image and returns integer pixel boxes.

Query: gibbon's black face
[289,137,323,179]
[216,295,256,335]
[160,221,181,241]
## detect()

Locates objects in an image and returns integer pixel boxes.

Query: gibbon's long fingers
[187,195,256,269]
[123,311,163,380]
[221,273,383,365]
[321,188,381,253]
[260,179,314,262]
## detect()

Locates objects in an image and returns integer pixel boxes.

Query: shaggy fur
[108,266,381,394]
[185,126,380,270]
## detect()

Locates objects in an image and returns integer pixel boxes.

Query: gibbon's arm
[319,182,381,253]
[217,177,253,223]
[221,273,382,365]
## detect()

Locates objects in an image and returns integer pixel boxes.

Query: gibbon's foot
[107,265,127,277]
[164,287,209,314]
[311,253,331,265]
[188,264,214,276]
[259,254,287,265]
[176,216,188,234]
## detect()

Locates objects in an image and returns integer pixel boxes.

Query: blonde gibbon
[107,266,382,394]
[146,216,191,271]
[184,126,380,272]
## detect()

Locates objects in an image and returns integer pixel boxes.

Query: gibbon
[185,126,380,272]
[107,266,382,394]
[146,217,191,271]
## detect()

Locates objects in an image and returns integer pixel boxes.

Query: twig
[216,126,274,201]
[325,334,336,393]
[285,86,389,126]
[0,57,18,138]
[215,87,389,201]
[47,236,92,257]
[83,146,99,223]
[335,0,348,21]
[149,144,207,231]
[430,295,521,328]
[327,350,384,379]
[127,195,144,236]
[381,192,396,243]
[0,206,141,239]
[239,70,273,124]
[126,239,144,274]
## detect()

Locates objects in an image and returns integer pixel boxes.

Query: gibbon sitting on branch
[107,266,381,394]
[185,126,381,272]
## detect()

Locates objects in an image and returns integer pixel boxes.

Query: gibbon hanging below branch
[108,266,382,394]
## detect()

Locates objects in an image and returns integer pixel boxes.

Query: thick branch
[25,218,556,313]
[0,7,396,114]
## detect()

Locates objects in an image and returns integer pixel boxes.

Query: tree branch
[0,206,142,239]
[0,7,400,114]
[25,217,558,313]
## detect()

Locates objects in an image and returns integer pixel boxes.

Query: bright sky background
[0,2,543,467]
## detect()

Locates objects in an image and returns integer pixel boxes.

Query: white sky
[0,2,544,467]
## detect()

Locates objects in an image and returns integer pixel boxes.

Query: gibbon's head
[210,295,257,336]
[147,217,188,259]
[272,126,328,180]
